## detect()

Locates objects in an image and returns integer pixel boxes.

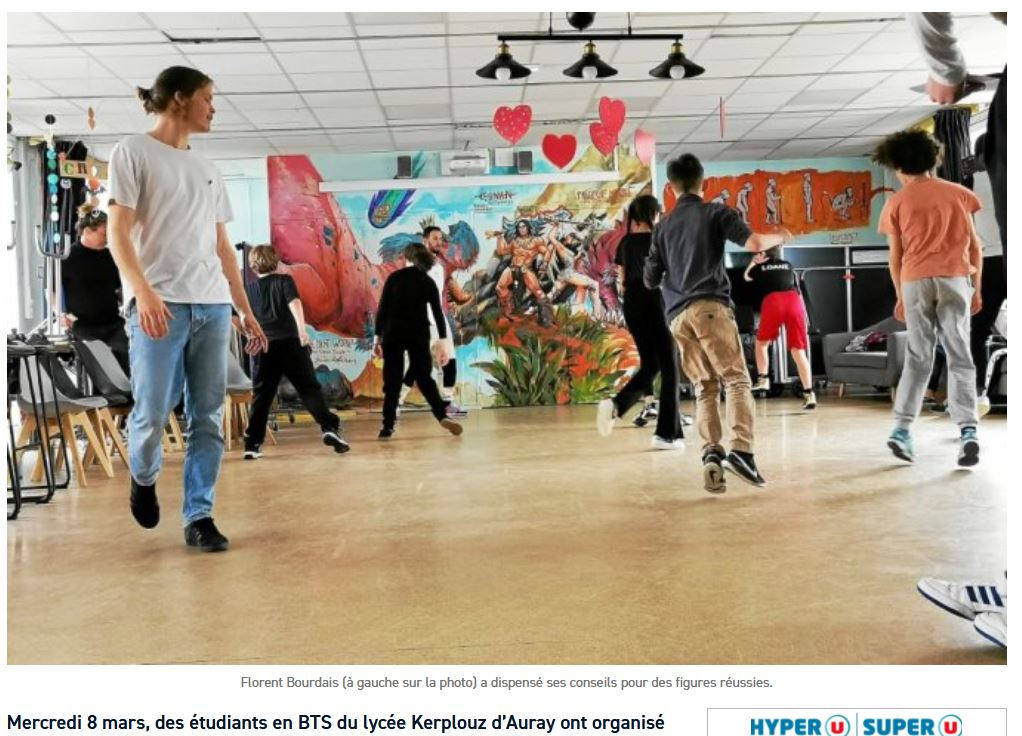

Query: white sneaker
[596,399,616,437]
[650,435,685,451]
[974,611,1007,648]
[977,393,992,417]
[803,391,817,410]
[753,375,770,393]
[917,577,1006,621]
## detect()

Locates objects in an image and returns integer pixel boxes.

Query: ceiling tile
[755,55,844,76]
[47,12,151,31]
[275,51,365,75]
[250,13,350,29]
[289,72,371,91]
[696,36,788,61]
[214,75,296,93]
[185,52,283,76]
[146,13,254,31]
[370,69,449,88]
[258,25,352,39]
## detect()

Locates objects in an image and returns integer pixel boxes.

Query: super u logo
[938,716,962,735]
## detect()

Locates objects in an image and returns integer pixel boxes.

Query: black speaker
[396,155,413,178]
[515,150,533,174]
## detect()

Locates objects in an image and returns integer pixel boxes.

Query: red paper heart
[542,134,577,169]
[598,96,626,137]
[492,104,532,145]
[589,122,617,156]
[634,128,655,166]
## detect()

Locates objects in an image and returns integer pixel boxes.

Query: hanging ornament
[492,105,532,145]
[634,128,655,166]
[87,106,96,131]
[541,134,577,169]
[597,97,626,137]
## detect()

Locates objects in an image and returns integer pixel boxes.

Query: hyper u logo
[861,714,963,735]
[749,715,850,735]
[826,716,851,735]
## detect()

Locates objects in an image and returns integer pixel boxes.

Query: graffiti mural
[268,145,651,408]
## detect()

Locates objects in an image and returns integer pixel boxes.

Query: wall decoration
[657,158,891,243]
[589,122,617,156]
[541,133,578,169]
[268,143,653,409]
[367,152,425,229]
[598,96,626,137]
[492,104,533,145]
[634,129,655,166]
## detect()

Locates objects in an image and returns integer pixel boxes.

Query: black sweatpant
[614,292,683,440]
[383,332,448,428]
[404,358,456,389]
[971,255,1006,389]
[71,319,130,376]
[246,337,339,446]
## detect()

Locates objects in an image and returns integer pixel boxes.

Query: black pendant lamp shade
[476,41,532,81]
[649,40,705,79]
[563,41,618,80]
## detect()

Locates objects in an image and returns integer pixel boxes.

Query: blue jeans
[127,302,231,524]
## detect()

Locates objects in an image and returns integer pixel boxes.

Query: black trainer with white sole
[722,450,766,486]
[243,444,263,460]
[322,430,350,454]
[702,449,727,494]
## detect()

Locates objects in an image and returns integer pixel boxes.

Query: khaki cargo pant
[669,299,755,454]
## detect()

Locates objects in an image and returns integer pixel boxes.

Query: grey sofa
[823,316,908,396]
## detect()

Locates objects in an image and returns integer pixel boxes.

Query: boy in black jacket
[374,244,464,440]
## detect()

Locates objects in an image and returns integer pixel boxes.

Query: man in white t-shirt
[107,66,267,553]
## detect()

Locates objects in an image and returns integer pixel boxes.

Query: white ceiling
[5,12,1006,162]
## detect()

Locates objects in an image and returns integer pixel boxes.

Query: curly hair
[872,130,940,175]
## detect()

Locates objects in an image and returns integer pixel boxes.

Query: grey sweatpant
[894,276,979,430]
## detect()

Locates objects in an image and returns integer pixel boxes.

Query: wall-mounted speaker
[515,150,533,174]
[396,155,413,178]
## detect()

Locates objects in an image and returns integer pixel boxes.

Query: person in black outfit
[61,205,130,374]
[243,245,348,458]
[597,195,684,450]
[374,244,464,440]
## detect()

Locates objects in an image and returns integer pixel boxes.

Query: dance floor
[7,398,1007,664]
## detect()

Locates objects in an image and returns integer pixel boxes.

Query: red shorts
[757,290,808,349]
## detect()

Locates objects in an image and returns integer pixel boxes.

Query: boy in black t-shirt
[743,247,815,409]
[243,245,348,458]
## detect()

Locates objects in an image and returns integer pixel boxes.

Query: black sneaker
[722,450,766,487]
[184,517,230,552]
[702,449,727,494]
[130,478,160,528]
[322,430,350,454]
[378,425,395,440]
[243,442,263,460]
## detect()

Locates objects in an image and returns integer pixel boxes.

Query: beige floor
[7,398,1007,664]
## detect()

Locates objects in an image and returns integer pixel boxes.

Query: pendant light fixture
[475,41,532,82]
[649,39,705,79]
[563,41,618,80]
[482,14,706,83]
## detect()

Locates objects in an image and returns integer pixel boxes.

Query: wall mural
[268,145,651,409]
[267,149,888,409]
[659,158,890,246]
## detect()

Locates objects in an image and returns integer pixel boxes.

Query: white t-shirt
[108,133,234,306]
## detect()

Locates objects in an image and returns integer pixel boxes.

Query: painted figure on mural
[803,172,814,223]
[711,188,731,206]
[546,224,604,320]
[765,178,781,225]
[736,182,753,224]
[491,219,554,323]
[827,186,856,221]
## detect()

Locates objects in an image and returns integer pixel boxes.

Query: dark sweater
[61,242,122,326]
[375,267,447,341]
[644,193,752,322]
